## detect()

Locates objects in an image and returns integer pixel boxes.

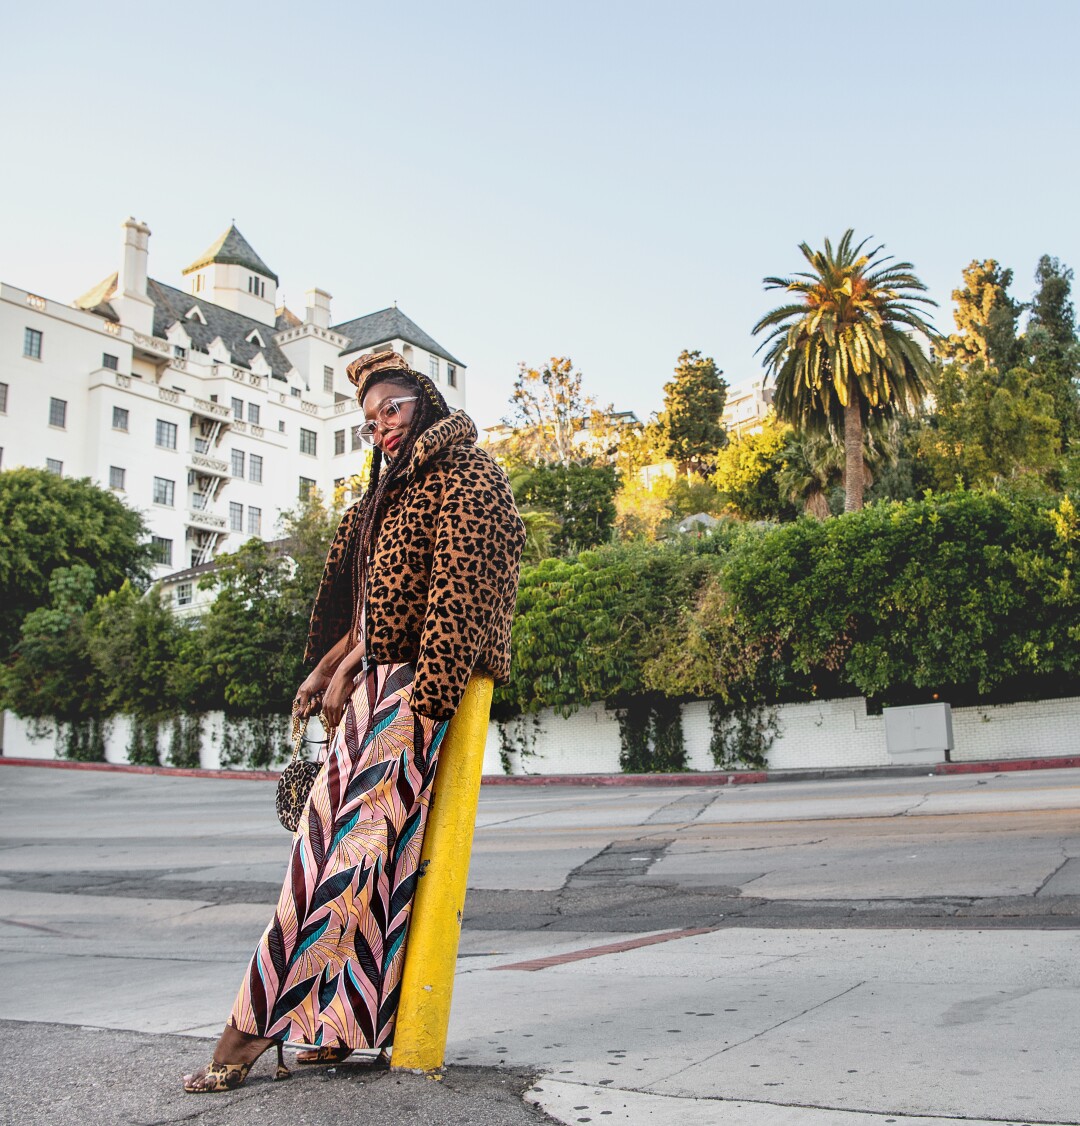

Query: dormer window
[248,275,267,298]
[245,329,265,347]
[185,305,207,325]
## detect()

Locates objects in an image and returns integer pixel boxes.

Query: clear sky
[2,1,1077,430]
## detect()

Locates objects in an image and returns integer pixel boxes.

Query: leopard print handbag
[276,711,323,832]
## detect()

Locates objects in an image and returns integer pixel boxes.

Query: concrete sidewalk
[459,926,1080,1125]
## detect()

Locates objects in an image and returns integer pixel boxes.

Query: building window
[103,353,119,371]
[46,458,63,475]
[113,406,129,431]
[153,477,175,507]
[150,536,173,566]
[300,428,317,455]
[334,476,345,494]
[290,387,302,398]
[231,449,245,478]
[173,345,187,360]
[351,425,363,451]
[177,582,193,607]
[24,327,42,359]
[278,420,286,433]
[429,356,439,381]
[334,429,345,455]
[109,466,125,490]
[447,363,457,388]
[299,476,316,501]
[247,275,266,298]
[324,365,334,393]
[247,506,262,535]
[231,397,243,420]
[229,502,243,531]
[191,492,206,510]
[249,453,263,483]
[248,402,260,425]
[155,419,178,449]
[191,274,204,294]
[0,382,7,413]
[48,397,67,428]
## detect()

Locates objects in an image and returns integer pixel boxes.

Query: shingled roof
[333,306,464,366]
[182,224,279,284]
[147,279,294,381]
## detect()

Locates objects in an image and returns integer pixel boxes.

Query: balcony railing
[190,454,229,476]
[134,332,171,356]
[191,397,231,420]
[186,510,227,531]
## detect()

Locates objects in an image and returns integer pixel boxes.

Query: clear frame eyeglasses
[354,396,418,445]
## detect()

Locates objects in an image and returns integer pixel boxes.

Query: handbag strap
[289,710,310,765]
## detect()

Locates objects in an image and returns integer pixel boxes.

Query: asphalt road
[1,765,1078,1124]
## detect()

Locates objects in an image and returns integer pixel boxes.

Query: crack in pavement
[1034,853,1071,897]
[657,980,868,1083]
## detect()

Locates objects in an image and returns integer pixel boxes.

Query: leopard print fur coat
[305,411,526,720]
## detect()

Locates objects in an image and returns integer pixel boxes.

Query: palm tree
[753,231,938,511]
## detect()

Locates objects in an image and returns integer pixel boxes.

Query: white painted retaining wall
[5,695,1079,774]
[487,695,1080,775]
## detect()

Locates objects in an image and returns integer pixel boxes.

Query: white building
[722,380,773,436]
[0,218,467,581]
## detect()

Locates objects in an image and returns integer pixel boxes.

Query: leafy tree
[519,509,562,565]
[656,350,728,473]
[775,431,843,519]
[1025,255,1080,446]
[86,582,183,717]
[194,538,308,715]
[185,493,339,717]
[513,462,619,554]
[753,230,938,511]
[503,357,602,466]
[0,469,150,657]
[710,417,797,521]
[916,362,1061,489]
[939,259,1024,370]
[614,476,676,542]
[0,564,106,725]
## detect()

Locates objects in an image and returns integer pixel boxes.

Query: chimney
[119,217,151,297]
[116,217,154,335]
[304,287,332,329]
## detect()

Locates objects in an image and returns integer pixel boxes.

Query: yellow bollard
[392,673,494,1071]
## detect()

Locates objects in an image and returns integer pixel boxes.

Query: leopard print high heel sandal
[183,1040,291,1093]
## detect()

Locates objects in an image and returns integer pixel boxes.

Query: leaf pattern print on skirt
[229,661,448,1049]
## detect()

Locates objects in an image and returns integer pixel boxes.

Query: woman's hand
[321,662,357,732]
[294,668,331,719]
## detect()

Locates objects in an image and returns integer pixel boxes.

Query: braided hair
[350,369,451,639]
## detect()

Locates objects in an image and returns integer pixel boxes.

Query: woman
[183,350,525,1092]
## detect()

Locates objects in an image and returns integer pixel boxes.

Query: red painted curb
[936,755,1080,775]
[0,757,280,781]
[479,770,770,787]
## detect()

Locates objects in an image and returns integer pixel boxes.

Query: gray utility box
[883,702,955,765]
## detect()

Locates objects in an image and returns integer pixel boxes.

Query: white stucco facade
[0,218,468,593]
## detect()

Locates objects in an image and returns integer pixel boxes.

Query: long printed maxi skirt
[229,662,448,1049]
